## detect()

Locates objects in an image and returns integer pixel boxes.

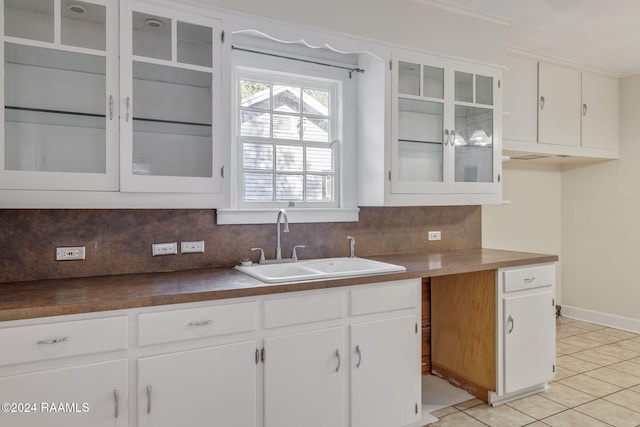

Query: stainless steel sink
[235,257,406,283]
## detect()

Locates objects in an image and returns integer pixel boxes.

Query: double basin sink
[235,257,406,284]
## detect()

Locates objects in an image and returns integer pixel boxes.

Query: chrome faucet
[347,235,355,258]
[275,209,289,260]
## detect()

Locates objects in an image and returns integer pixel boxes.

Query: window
[237,71,339,207]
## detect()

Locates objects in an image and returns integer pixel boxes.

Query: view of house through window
[238,73,338,205]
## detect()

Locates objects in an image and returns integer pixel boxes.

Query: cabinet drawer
[350,280,419,316]
[263,292,343,329]
[0,316,127,367]
[138,302,256,346]
[503,264,555,293]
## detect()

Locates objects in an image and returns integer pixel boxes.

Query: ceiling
[422,0,640,76]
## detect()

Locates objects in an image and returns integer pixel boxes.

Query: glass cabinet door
[120,1,221,193]
[1,0,117,190]
[453,71,496,186]
[393,59,448,193]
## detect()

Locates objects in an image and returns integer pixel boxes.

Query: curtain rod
[231,45,365,78]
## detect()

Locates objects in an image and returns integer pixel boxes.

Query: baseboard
[561,305,640,334]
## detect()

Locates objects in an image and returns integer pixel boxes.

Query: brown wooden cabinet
[430,270,496,401]
[421,277,431,375]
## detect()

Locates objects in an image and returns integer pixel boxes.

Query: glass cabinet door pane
[398,98,444,183]
[61,0,106,51]
[423,65,444,99]
[454,105,493,183]
[132,12,171,61]
[475,75,493,105]
[4,43,106,173]
[455,71,473,102]
[398,61,420,96]
[132,61,212,177]
[177,21,212,67]
[4,0,54,43]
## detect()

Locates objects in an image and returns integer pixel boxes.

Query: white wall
[482,162,562,300]
[183,0,506,66]
[560,74,640,321]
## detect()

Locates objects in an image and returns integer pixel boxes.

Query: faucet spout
[276,209,289,259]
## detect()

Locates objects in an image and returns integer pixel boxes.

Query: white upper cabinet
[538,61,581,147]
[503,53,619,160]
[119,0,222,193]
[383,51,502,206]
[502,54,537,144]
[0,0,118,190]
[581,71,619,151]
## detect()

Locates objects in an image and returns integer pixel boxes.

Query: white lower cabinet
[0,359,127,427]
[0,279,421,427]
[503,291,555,393]
[264,327,345,427]
[137,340,257,427]
[351,315,420,427]
[494,263,556,404]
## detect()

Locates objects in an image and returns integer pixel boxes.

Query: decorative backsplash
[0,206,481,283]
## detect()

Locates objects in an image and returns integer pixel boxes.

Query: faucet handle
[347,236,355,258]
[251,248,266,264]
[291,245,306,261]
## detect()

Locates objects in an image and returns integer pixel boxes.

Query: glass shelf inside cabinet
[132,61,213,178]
[397,98,444,183]
[4,43,107,173]
[397,98,444,145]
[454,105,493,183]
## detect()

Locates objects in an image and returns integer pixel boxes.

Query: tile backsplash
[0,206,481,283]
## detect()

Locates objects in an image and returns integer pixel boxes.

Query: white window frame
[218,44,359,225]
[237,68,340,209]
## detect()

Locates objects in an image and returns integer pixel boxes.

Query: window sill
[216,208,360,225]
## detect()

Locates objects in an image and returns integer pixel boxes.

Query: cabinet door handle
[444,129,450,146]
[188,319,213,327]
[583,103,588,117]
[524,276,536,283]
[146,385,152,414]
[450,129,456,146]
[355,345,362,368]
[109,95,114,121]
[126,97,131,122]
[540,96,545,110]
[335,349,341,372]
[507,315,515,334]
[113,388,119,419]
[37,336,70,345]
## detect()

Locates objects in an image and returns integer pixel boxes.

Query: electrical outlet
[181,241,205,254]
[152,242,178,256]
[428,231,441,241]
[56,246,86,261]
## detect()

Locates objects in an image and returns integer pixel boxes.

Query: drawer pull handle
[188,320,213,327]
[146,385,152,414]
[524,276,536,283]
[355,345,362,368]
[113,388,119,419]
[507,315,515,334]
[37,336,70,345]
[335,349,341,372]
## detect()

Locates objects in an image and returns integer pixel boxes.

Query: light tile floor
[425,317,640,426]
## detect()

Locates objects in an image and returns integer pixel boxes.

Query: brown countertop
[0,248,558,322]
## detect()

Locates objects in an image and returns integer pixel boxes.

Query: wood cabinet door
[0,359,127,427]
[138,340,257,427]
[503,291,555,393]
[351,315,420,427]
[263,326,345,427]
